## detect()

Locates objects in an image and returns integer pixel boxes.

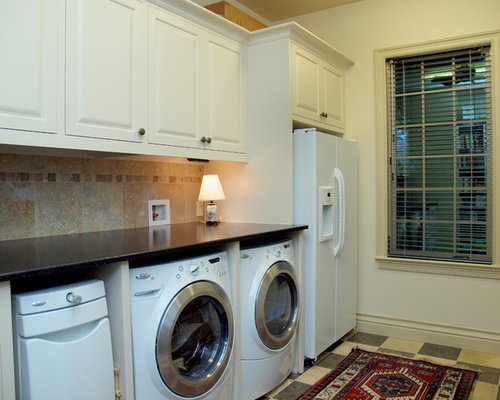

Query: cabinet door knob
[206,136,212,144]
[200,136,207,143]
[320,112,328,118]
[138,127,146,136]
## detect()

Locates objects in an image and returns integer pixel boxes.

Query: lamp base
[206,203,217,223]
[205,220,219,226]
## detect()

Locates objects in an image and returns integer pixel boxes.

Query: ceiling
[234,0,362,22]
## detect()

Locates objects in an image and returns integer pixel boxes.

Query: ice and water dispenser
[318,186,334,242]
[12,279,115,400]
[318,168,345,256]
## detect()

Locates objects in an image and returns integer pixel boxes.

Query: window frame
[375,31,500,279]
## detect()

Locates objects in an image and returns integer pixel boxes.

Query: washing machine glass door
[255,261,299,350]
[156,281,234,397]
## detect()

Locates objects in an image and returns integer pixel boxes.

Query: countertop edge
[0,223,308,282]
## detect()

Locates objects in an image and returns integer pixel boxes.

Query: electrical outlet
[196,201,204,217]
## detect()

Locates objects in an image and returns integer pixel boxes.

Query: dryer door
[156,281,234,397]
[255,261,299,350]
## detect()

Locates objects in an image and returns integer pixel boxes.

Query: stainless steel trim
[156,281,233,397]
[255,261,299,350]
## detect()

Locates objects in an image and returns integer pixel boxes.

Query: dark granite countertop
[0,222,307,282]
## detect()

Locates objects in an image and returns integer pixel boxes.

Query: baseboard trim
[356,312,500,354]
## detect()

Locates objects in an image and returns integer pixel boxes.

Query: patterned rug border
[296,348,480,400]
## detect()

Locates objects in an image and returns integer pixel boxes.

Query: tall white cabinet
[66,0,148,142]
[0,0,60,134]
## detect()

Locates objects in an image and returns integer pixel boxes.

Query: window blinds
[386,47,492,263]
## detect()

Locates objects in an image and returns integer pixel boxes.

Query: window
[386,47,492,264]
[375,32,500,277]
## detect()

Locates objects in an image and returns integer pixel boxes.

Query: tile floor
[260,332,500,400]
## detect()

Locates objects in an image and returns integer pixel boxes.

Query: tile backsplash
[0,154,204,241]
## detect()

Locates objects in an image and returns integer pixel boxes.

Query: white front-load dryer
[130,251,234,400]
[239,240,299,400]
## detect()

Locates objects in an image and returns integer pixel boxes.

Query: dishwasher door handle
[134,289,162,297]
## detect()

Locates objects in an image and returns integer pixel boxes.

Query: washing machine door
[156,281,234,397]
[255,261,299,350]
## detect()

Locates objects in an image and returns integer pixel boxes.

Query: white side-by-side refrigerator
[293,128,358,360]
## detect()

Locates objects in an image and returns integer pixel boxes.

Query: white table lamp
[198,174,226,224]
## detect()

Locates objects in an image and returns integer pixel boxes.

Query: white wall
[290,0,500,351]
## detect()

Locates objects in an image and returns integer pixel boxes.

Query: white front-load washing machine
[129,250,234,400]
[239,240,299,400]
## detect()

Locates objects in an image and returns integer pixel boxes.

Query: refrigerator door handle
[333,168,345,256]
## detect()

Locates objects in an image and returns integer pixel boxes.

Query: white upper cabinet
[291,43,346,133]
[148,6,246,154]
[1,4,353,160]
[0,0,59,134]
[322,63,345,130]
[204,33,246,153]
[66,0,148,142]
[148,6,200,148]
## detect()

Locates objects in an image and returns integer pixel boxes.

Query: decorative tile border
[0,172,202,184]
[0,154,205,241]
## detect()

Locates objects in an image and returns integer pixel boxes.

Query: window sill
[376,256,500,279]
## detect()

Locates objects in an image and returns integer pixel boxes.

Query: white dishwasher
[12,279,115,400]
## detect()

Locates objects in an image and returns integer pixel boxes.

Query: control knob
[189,264,200,275]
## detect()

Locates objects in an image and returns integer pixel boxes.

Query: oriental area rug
[296,349,479,400]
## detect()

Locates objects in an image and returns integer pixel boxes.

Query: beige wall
[290,0,500,350]
[0,154,204,240]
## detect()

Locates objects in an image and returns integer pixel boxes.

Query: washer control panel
[130,251,229,299]
[175,252,229,282]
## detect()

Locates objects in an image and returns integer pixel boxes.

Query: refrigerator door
[312,132,339,358]
[294,128,338,359]
[335,138,358,340]
[294,128,357,360]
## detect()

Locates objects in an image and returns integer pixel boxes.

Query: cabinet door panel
[0,282,14,400]
[206,36,245,153]
[66,0,146,142]
[0,0,58,133]
[292,48,320,119]
[148,8,200,147]
[322,65,344,129]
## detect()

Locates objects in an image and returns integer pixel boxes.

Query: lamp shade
[198,174,225,202]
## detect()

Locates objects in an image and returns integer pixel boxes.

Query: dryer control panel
[264,241,295,264]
